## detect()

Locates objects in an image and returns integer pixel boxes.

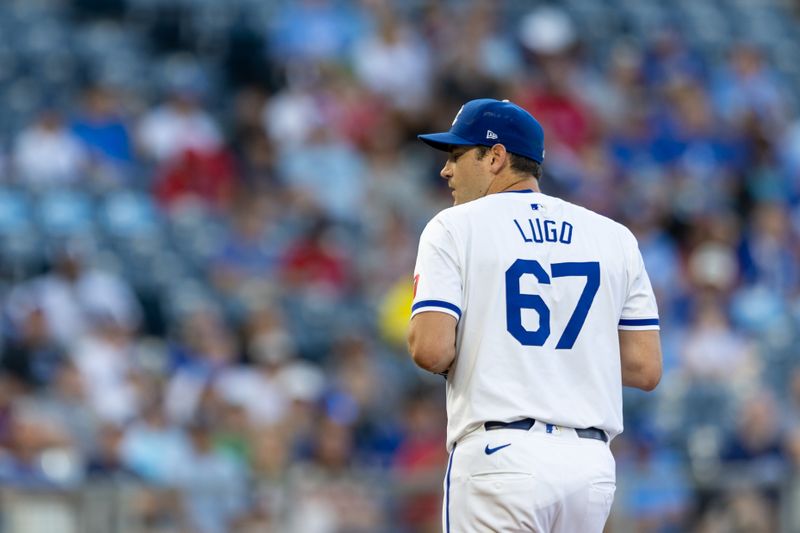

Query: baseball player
[408,98,662,532]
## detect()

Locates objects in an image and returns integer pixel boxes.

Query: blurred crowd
[0,0,800,531]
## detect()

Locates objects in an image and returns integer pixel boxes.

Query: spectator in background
[328,334,403,466]
[361,208,418,300]
[71,84,134,181]
[262,81,323,149]
[286,416,384,532]
[680,297,756,385]
[174,419,248,533]
[673,82,742,180]
[321,71,384,151]
[214,309,315,427]
[613,431,691,533]
[642,28,705,90]
[627,205,683,327]
[720,392,787,471]
[712,44,788,131]
[515,8,595,181]
[0,404,76,488]
[678,296,757,431]
[245,427,292,529]
[695,489,776,533]
[28,362,98,460]
[70,308,141,425]
[119,399,189,485]
[7,240,142,351]
[278,124,367,223]
[209,194,284,301]
[137,88,222,164]
[352,6,432,112]
[153,148,237,212]
[13,109,88,186]
[738,201,799,294]
[278,215,354,359]
[280,216,349,298]
[583,42,646,134]
[392,389,447,533]
[211,401,251,469]
[1,296,65,389]
[164,306,240,424]
[86,424,128,477]
[440,2,521,93]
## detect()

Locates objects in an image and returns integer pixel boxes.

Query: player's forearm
[410,349,454,374]
[619,330,662,391]
[622,372,660,391]
[408,338,456,374]
[408,313,458,374]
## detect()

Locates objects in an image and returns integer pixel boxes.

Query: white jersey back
[411,191,659,451]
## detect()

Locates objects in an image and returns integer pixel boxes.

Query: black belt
[484,418,608,443]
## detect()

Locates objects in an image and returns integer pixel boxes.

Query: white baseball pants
[442,422,615,532]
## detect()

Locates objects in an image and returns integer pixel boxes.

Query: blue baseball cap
[418,98,545,163]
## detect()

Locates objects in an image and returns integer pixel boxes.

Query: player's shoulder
[425,201,475,229]
[419,205,462,243]
[427,193,637,243]
[557,196,636,241]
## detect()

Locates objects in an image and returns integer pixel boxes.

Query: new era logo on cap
[417,98,545,163]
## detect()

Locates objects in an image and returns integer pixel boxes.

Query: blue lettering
[529,219,544,243]
[514,218,575,245]
[560,222,573,244]
[514,219,532,242]
[544,220,558,242]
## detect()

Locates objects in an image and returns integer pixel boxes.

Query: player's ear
[489,144,508,173]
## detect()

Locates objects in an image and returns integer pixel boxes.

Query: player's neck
[488,175,540,195]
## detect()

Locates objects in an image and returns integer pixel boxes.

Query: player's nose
[440,161,453,179]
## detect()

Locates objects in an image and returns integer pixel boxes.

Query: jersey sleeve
[411,216,463,322]
[619,232,660,330]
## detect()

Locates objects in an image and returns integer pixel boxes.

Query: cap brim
[417,132,476,152]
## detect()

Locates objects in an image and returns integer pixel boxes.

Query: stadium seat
[36,189,95,237]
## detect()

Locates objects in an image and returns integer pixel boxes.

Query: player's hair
[475,145,542,180]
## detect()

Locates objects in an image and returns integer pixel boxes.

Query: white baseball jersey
[411,190,659,451]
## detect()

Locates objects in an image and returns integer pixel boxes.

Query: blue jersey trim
[445,442,456,533]
[412,300,462,318]
[619,318,660,326]
[499,189,535,194]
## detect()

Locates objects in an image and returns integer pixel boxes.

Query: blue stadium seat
[99,190,161,239]
[0,188,32,235]
[0,188,42,278]
[167,204,225,266]
[36,189,95,237]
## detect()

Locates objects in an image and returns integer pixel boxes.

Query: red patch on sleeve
[413,274,420,298]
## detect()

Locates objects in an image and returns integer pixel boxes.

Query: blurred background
[0,0,798,531]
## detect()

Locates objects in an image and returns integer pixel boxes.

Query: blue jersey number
[505,260,599,349]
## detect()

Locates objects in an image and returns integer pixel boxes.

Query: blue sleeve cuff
[618,317,660,329]
[411,299,462,319]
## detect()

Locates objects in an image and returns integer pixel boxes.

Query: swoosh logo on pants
[484,443,511,455]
